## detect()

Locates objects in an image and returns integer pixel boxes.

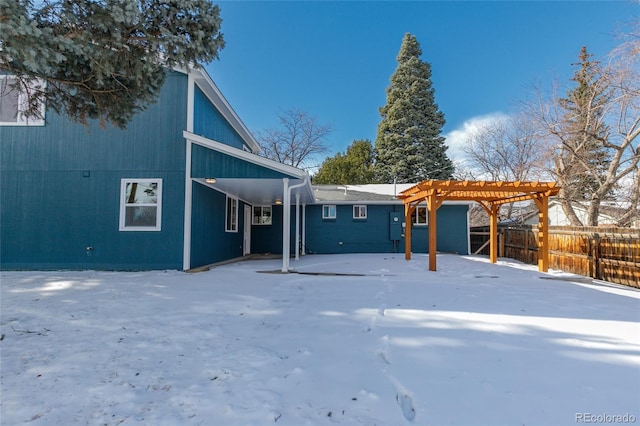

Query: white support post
[295,193,300,261]
[281,178,309,272]
[182,74,195,271]
[301,204,306,256]
[282,178,290,273]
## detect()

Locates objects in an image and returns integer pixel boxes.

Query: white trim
[322,205,337,219]
[186,73,195,133]
[183,131,308,179]
[301,204,306,255]
[414,205,427,225]
[119,178,163,231]
[243,205,252,256]
[252,205,273,225]
[282,178,308,272]
[353,205,367,219]
[225,195,239,233]
[0,76,45,126]
[183,74,195,271]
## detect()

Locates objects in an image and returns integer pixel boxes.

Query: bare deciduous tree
[461,113,550,182]
[528,42,640,226]
[256,108,332,170]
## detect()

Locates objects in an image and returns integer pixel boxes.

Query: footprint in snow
[396,392,416,421]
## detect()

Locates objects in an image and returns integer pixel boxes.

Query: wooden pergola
[397,180,561,272]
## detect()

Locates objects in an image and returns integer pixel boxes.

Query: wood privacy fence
[470,225,640,288]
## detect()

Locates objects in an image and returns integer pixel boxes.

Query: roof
[312,184,474,205]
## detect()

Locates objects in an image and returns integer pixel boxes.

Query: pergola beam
[399,180,560,272]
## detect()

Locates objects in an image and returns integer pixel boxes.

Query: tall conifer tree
[374,33,453,183]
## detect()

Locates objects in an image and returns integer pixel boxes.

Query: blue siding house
[307,185,470,256]
[1,68,469,271]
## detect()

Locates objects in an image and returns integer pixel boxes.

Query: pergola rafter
[397,180,560,272]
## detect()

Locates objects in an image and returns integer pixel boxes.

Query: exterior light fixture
[275,198,282,205]
[205,178,217,184]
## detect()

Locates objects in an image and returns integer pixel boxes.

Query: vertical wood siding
[1,72,188,270]
[193,87,246,150]
[190,182,244,268]
[303,204,469,255]
[190,145,291,179]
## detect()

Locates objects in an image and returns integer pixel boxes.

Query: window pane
[323,205,336,218]
[262,206,272,224]
[253,207,261,224]
[125,206,157,227]
[125,182,158,204]
[0,86,19,123]
[416,207,427,224]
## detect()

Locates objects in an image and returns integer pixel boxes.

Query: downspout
[282,177,309,272]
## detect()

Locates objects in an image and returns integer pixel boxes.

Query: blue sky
[206,1,637,167]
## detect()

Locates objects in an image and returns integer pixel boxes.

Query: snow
[2,253,639,426]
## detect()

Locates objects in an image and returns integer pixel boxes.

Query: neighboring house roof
[312,184,473,205]
[312,185,400,203]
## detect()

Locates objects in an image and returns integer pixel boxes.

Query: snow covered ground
[1,253,639,426]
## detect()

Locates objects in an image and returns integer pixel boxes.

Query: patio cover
[397,180,561,272]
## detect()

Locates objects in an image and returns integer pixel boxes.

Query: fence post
[592,233,600,280]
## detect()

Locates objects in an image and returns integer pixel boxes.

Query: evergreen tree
[1,0,225,128]
[557,46,612,201]
[313,139,375,184]
[374,33,453,183]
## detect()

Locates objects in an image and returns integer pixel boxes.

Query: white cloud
[443,113,509,165]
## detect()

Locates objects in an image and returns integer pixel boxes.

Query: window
[226,196,238,232]
[119,179,162,231]
[0,76,45,126]
[252,206,272,225]
[415,206,427,225]
[322,205,336,219]
[353,205,367,219]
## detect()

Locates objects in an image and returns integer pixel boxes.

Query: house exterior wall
[251,205,285,255]
[193,86,247,150]
[304,204,470,255]
[189,182,245,268]
[1,71,189,270]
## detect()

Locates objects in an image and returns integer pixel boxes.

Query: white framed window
[226,196,238,232]
[353,205,367,219]
[0,76,45,126]
[322,205,336,219]
[119,179,162,231]
[252,205,272,225]
[415,206,427,225]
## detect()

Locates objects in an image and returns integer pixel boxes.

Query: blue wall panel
[1,170,184,270]
[190,145,292,179]
[190,182,244,268]
[1,72,188,270]
[249,205,301,255]
[251,205,284,254]
[305,204,469,255]
[193,87,246,150]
